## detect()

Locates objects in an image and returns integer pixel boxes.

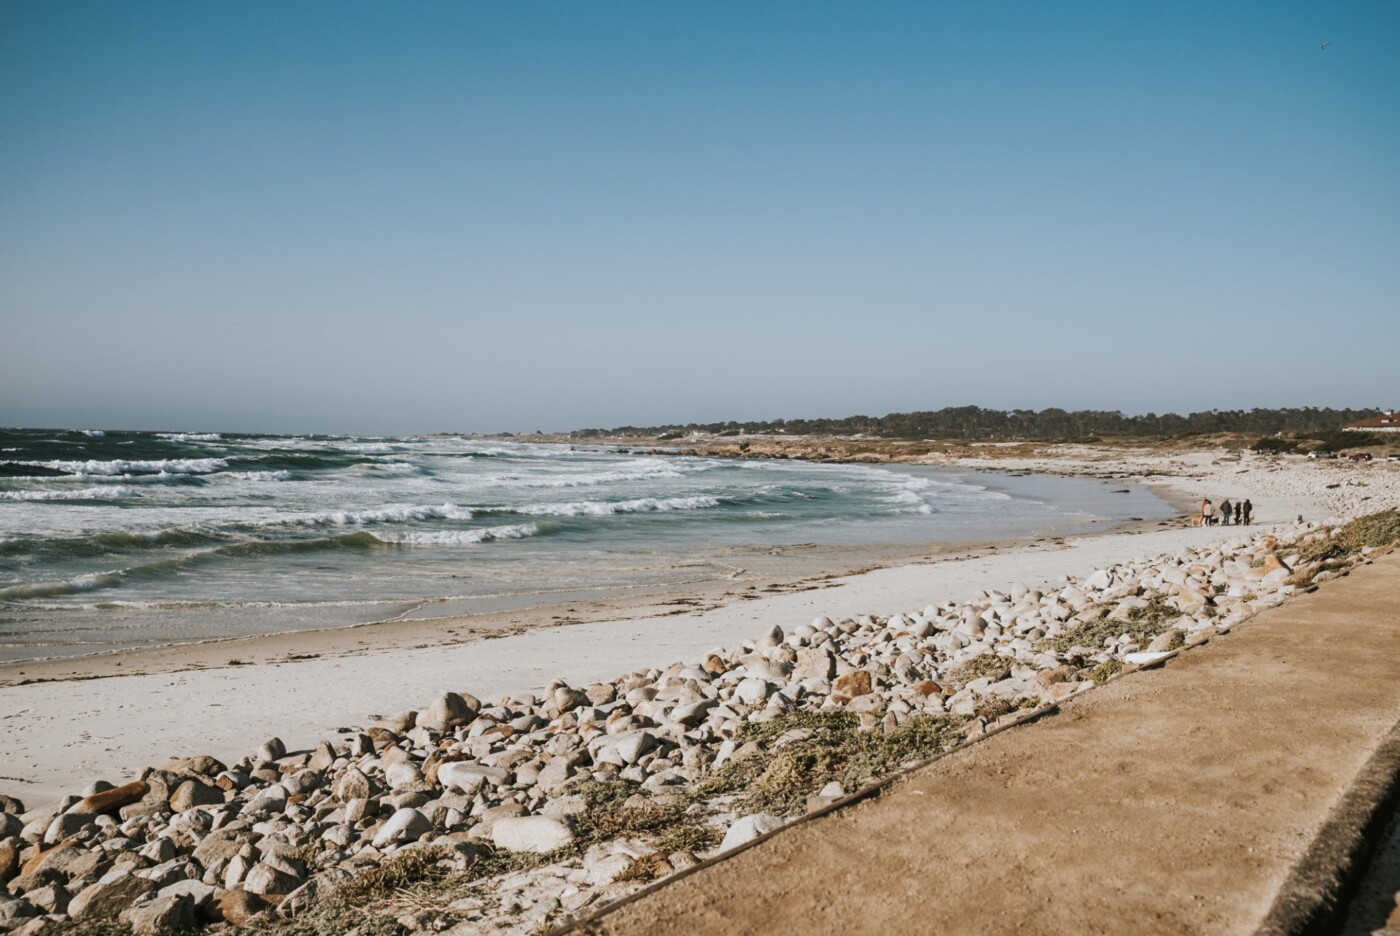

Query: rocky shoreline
[3,506,1396,935]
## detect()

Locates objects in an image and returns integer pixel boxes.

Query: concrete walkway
[574,552,1400,936]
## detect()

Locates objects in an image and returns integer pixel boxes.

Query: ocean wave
[22,458,229,477]
[357,461,419,472]
[376,524,538,546]
[0,485,142,502]
[0,571,126,600]
[225,471,292,481]
[158,433,222,442]
[79,429,106,437]
[515,495,721,517]
[290,504,476,525]
[483,461,684,489]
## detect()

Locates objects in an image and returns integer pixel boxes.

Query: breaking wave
[515,496,721,517]
[376,524,538,546]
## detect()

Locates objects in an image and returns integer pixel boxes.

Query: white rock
[491,816,574,854]
[371,808,431,848]
[720,813,785,852]
[735,678,770,706]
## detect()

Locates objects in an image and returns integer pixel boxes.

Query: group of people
[1201,497,1252,526]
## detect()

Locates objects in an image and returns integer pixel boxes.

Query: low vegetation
[694,712,966,817]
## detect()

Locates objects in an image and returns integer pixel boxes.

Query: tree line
[571,406,1385,441]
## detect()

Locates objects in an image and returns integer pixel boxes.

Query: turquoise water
[0,429,1175,661]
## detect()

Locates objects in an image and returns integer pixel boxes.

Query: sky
[1,1,1397,435]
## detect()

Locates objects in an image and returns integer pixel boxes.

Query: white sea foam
[79,429,106,437]
[375,524,538,545]
[358,461,418,472]
[0,486,141,502]
[294,504,476,525]
[158,433,222,442]
[226,471,292,482]
[484,461,685,489]
[25,458,229,477]
[517,495,721,517]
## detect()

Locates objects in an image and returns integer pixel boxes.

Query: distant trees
[572,406,1385,441]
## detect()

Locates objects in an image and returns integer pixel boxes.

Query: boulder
[69,869,157,920]
[793,648,836,681]
[437,762,506,794]
[242,862,302,897]
[490,816,574,854]
[720,814,785,852]
[332,766,380,801]
[416,691,479,731]
[158,756,227,777]
[73,780,149,816]
[0,838,18,882]
[122,893,197,935]
[169,780,223,813]
[210,887,269,924]
[44,810,94,843]
[832,670,873,702]
[371,808,431,848]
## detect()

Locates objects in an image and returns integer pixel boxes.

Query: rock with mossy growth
[832,669,873,702]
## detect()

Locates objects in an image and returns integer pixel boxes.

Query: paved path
[577,551,1400,936]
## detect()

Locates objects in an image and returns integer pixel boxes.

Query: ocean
[0,429,1176,662]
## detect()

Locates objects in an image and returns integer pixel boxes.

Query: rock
[670,699,718,727]
[1035,665,1074,689]
[44,810,94,843]
[122,893,197,935]
[416,691,479,731]
[73,780,149,816]
[256,738,287,763]
[490,816,574,854]
[307,741,338,772]
[243,861,302,896]
[170,779,223,813]
[793,648,836,681]
[535,755,579,794]
[735,678,770,706]
[719,814,785,852]
[436,762,503,796]
[616,731,656,766]
[277,868,353,917]
[159,756,227,777]
[0,838,18,882]
[0,898,36,925]
[157,878,220,912]
[69,869,158,920]
[0,795,25,815]
[832,670,873,702]
[25,883,69,915]
[0,812,20,839]
[193,830,247,869]
[1146,631,1182,653]
[332,766,380,801]
[210,887,269,924]
[371,808,432,848]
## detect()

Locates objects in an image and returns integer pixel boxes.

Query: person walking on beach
[1234,502,1243,525]
[1220,498,1233,526]
[1202,499,1215,526]
[1243,499,1253,525]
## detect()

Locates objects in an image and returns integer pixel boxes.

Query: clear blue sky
[2,1,1396,434]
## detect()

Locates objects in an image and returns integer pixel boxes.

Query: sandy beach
[4,445,1390,808]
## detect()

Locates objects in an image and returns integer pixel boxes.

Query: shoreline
[3,447,1388,808]
[0,464,1180,688]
